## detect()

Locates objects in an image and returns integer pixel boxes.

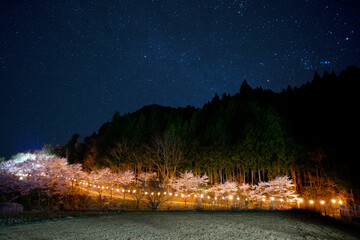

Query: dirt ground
[0,211,359,240]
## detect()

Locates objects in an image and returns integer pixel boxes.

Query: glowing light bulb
[133,190,136,193]
[237,197,240,200]
[215,197,217,200]
[309,200,314,204]
[169,193,172,196]
[270,197,275,200]
[298,198,303,203]
[145,192,148,195]
[181,194,184,198]
[175,194,178,197]
[200,194,203,198]
[151,192,154,195]
[339,200,343,204]
[207,196,210,199]
[320,200,325,205]
[158,192,161,195]
[280,199,283,202]
[331,199,336,203]
[122,189,125,192]
[194,195,197,198]
[116,189,119,192]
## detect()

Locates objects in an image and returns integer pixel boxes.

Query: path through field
[0,211,359,239]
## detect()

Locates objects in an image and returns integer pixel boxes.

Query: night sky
[1,0,359,158]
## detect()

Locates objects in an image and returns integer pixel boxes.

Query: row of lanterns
[72,179,344,206]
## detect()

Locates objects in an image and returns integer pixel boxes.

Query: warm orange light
[331,199,336,203]
[339,200,343,205]
[207,196,210,199]
[169,193,172,196]
[309,200,314,204]
[298,198,303,203]
[229,196,233,200]
[280,199,283,202]
[194,195,197,198]
[320,200,325,205]
[145,192,148,195]
[237,197,240,200]
[270,197,275,200]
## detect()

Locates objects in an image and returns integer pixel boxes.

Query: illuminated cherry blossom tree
[171,171,209,207]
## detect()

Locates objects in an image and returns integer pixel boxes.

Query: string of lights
[69,178,343,207]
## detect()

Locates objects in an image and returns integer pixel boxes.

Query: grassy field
[0,211,359,240]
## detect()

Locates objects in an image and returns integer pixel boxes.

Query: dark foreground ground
[0,211,359,240]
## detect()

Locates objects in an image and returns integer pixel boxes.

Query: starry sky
[1,0,359,158]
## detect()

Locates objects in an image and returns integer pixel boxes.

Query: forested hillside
[61,66,360,201]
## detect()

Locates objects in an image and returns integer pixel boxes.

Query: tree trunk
[258,170,261,182]
[251,171,254,185]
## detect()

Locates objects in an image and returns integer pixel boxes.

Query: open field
[0,211,359,240]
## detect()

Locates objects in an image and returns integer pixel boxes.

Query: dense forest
[60,66,360,202]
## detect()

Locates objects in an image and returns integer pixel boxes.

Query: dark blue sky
[1,0,359,158]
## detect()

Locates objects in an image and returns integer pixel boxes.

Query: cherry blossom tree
[129,172,158,209]
[243,176,298,209]
[88,168,113,201]
[142,173,169,210]
[260,176,298,202]
[110,170,134,208]
[171,171,209,207]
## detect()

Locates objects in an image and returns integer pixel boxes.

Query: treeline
[60,66,360,201]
